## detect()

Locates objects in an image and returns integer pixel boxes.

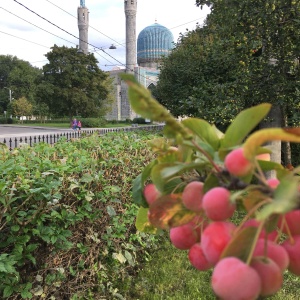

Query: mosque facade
[77,0,174,120]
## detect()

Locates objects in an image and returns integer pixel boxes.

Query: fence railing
[1,125,164,151]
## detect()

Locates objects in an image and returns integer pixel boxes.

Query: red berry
[282,235,300,275]
[143,183,160,205]
[212,257,261,300]
[253,239,289,272]
[242,219,278,241]
[202,187,236,221]
[278,210,300,236]
[182,181,204,213]
[188,243,211,271]
[201,221,236,265]
[169,223,199,250]
[251,257,283,297]
[224,148,253,177]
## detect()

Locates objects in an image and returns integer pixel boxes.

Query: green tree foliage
[42,45,113,119]
[156,0,300,127]
[0,55,42,111]
[11,97,33,122]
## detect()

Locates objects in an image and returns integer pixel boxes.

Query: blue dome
[137,23,174,65]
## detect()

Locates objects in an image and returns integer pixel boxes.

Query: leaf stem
[191,140,222,172]
[246,220,265,265]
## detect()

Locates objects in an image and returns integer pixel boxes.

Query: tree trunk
[259,104,283,179]
[282,113,292,168]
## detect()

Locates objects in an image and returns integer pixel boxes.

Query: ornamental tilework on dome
[137,23,174,64]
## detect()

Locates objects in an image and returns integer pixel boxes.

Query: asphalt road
[0,125,93,149]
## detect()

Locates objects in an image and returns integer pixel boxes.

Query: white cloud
[0,0,210,71]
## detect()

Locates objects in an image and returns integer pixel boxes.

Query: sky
[0,0,210,71]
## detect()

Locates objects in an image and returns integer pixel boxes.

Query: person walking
[77,120,82,131]
[71,118,78,130]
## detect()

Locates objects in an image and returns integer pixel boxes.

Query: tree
[155,0,300,169]
[42,45,113,120]
[154,26,242,128]
[0,55,42,112]
[123,74,300,299]
[11,97,33,123]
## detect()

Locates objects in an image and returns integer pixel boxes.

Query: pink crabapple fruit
[224,147,253,177]
[202,187,236,221]
[201,221,236,265]
[188,243,212,271]
[282,235,300,276]
[212,257,261,300]
[251,257,283,297]
[253,239,289,272]
[242,219,278,242]
[169,223,199,250]
[143,183,160,206]
[278,209,300,236]
[182,181,204,213]
[266,178,280,189]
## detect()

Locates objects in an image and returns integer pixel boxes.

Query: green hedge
[0,131,162,299]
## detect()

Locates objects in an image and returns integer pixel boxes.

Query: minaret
[78,0,89,54]
[124,0,137,73]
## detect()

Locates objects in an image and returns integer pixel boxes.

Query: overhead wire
[44,0,124,49]
[4,0,207,83]
[12,0,127,70]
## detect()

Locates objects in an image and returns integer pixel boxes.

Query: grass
[127,236,215,300]
[128,236,300,300]
[8,122,133,128]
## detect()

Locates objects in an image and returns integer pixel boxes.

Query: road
[0,125,96,149]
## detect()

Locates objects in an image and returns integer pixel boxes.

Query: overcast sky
[0,0,210,71]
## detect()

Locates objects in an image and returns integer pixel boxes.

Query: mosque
[77,0,174,120]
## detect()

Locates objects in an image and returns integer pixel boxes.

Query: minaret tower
[124,0,137,73]
[78,0,89,54]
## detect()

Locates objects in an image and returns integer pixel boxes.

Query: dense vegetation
[0,130,162,299]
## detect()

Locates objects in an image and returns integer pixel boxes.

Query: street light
[4,87,12,102]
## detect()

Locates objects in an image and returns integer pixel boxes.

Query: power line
[0,30,49,49]
[44,0,124,49]
[0,6,78,47]
[12,0,127,70]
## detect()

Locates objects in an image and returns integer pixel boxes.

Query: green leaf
[151,162,202,193]
[221,103,271,150]
[106,205,116,217]
[3,286,14,298]
[20,290,32,299]
[135,207,158,233]
[11,225,20,232]
[221,227,258,262]
[80,173,93,183]
[181,118,220,150]
[244,128,300,160]
[256,177,299,221]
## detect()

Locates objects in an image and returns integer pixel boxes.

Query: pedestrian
[71,118,78,130]
[77,120,82,131]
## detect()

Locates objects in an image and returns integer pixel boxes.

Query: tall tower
[124,0,137,73]
[78,0,89,54]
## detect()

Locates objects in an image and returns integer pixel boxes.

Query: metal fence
[1,125,164,151]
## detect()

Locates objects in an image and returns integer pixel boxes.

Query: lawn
[10,122,133,129]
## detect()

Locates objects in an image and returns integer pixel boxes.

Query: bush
[77,117,106,128]
[132,117,147,124]
[0,117,8,124]
[0,131,162,299]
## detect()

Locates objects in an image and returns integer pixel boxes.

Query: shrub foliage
[0,131,161,299]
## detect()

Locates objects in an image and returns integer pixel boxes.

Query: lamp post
[4,87,12,102]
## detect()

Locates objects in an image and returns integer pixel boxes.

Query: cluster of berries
[143,147,300,299]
